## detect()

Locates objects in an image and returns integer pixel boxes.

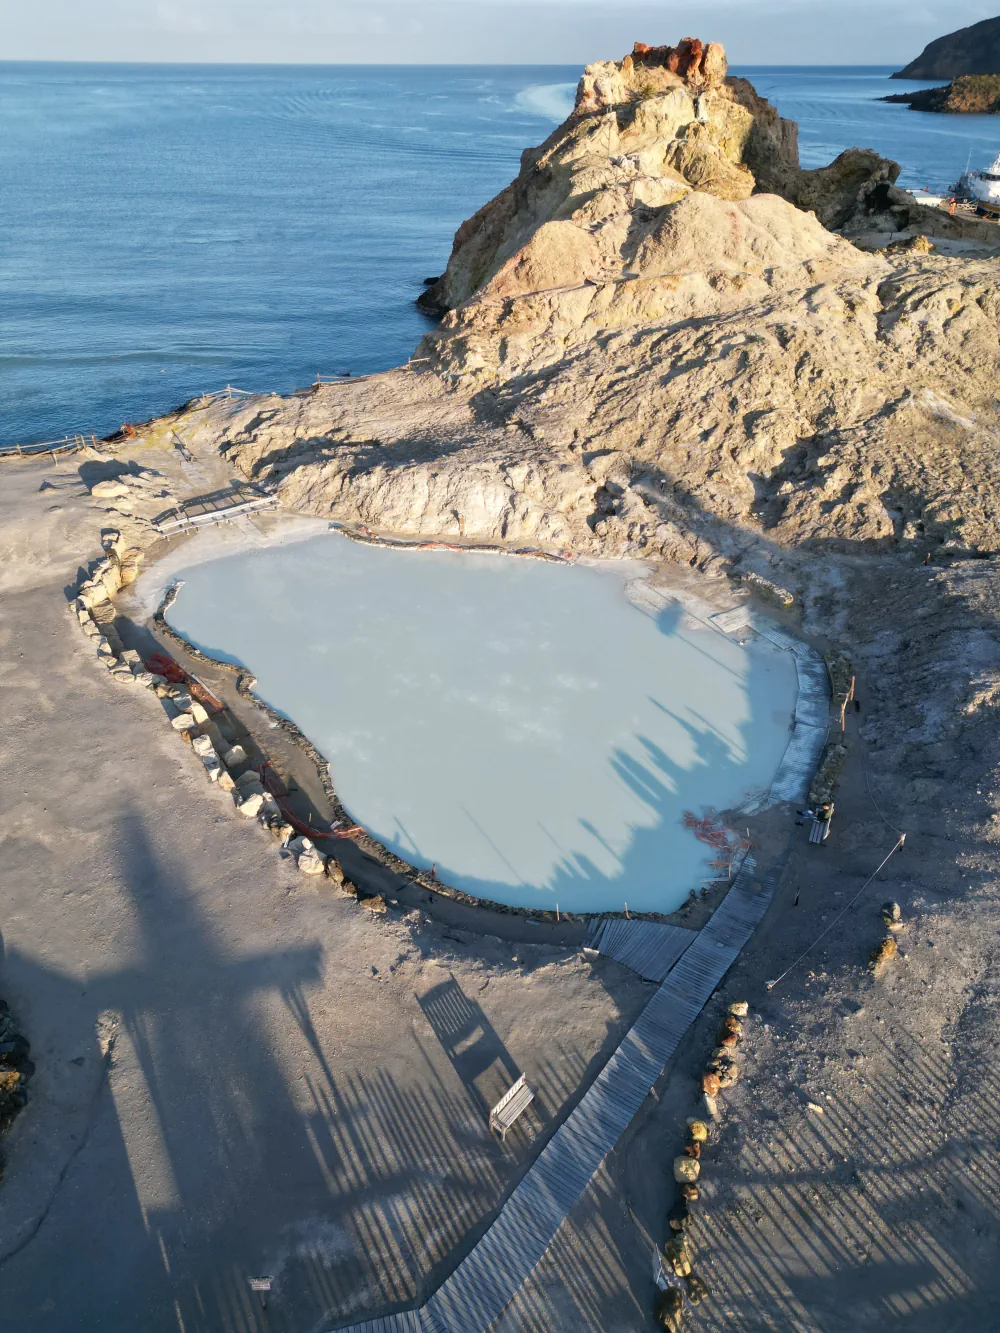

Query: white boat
[955,151,1000,214]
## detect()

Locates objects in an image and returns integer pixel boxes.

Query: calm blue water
[165,533,797,912]
[3,62,998,447]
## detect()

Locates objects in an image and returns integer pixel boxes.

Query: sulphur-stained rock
[701,1072,721,1098]
[870,935,898,973]
[685,1272,709,1305]
[654,1286,684,1332]
[729,1001,749,1018]
[665,1233,693,1278]
[673,1155,700,1183]
[632,37,728,87]
[687,1119,708,1142]
[714,1057,740,1088]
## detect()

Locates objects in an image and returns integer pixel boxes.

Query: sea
[3,62,998,447]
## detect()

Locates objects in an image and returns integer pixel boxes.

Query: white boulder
[90,479,129,499]
[236,788,266,819]
[289,836,326,875]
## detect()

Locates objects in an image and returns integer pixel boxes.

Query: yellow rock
[673,1155,700,1184]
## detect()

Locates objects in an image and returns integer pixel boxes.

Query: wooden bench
[489,1073,534,1141]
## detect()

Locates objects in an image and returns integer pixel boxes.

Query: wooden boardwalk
[335,855,781,1333]
[155,484,278,535]
[588,917,697,982]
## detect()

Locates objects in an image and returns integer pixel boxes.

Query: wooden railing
[0,434,98,459]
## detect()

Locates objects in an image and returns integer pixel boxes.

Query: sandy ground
[4,444,998,1333]
[0,456,649,1332]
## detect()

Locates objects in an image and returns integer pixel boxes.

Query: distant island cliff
[891,15,1000,79]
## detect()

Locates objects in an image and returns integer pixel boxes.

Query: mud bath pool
[162,533,799,913]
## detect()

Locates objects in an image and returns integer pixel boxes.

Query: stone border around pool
[69,522,833,925]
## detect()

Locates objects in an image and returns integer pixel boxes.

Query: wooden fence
[0,434,99,460]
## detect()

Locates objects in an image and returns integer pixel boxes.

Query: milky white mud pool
[164,533,798,913]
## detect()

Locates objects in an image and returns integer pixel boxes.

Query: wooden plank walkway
[334,855,782,1333]
[590,918,698,982]
[155,484,278,535]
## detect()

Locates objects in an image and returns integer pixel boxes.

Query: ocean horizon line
[0,59,920,72]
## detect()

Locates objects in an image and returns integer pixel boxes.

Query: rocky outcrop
[882,75,1000,115]
[420,44,896,315]
[576,38,728,116]
[132,41,1000,573]
[892,17,1000,80]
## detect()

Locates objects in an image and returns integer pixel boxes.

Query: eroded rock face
[577,38,728,117]
[149,46,1000,573]
[420,41,894,315]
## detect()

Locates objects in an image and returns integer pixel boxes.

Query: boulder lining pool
[163,532,800,914]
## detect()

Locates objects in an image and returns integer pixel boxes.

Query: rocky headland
[882,73,1000,114]
[112,38,1000,588]
[892,15,1000,80]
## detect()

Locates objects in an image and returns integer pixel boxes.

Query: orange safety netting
[682,808,751,869]
[144,651,224,712]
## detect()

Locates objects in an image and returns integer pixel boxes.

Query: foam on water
[164,533,798,913]
[512,82,577,121]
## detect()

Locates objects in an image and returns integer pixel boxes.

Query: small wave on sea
[512,82,576,121]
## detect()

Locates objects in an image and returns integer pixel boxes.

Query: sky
[1,0,998,65]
